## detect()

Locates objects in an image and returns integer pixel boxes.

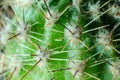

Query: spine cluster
[0,0,120,80]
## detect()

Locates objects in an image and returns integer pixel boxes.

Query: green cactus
[0,0,120,80]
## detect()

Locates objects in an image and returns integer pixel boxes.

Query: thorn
[49,68,71,72]
[110,21,120,36]
[84,6,113,28]
[7,67,17,80]
[23,9,25,24]
[0,69,8,75]
[43,0,52,16]
[20,58,42,80]
[73,70,79,77]
[8,33,21,40]
[58,21,74,35]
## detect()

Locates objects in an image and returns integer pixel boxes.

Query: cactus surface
[0,0,120,80]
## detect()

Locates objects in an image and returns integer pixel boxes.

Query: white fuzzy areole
[108,5,120,20]
[64,23,85,78]
[88,1,101,20]
[96,29,112,48]
[12,0,34,7]
[69,60,85,79]
[44,11,58,46]
[64,23,81,46]
[110,59,120,79]
[0,54,8,73]
[72,0,81,12]
[16,23,28,42]
[45,5,69,28]
[45,10,59,28]
[0,23,12,45]
[0,54,22,76]
[35,49,49,68]
[8,55,22,76]
[64,23,86,60]
[0,30,9,45]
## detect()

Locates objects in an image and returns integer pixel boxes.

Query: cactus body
[0,0,120,80]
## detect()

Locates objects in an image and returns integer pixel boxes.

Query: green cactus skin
[0,0,120,80]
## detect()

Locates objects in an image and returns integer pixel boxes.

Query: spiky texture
[0,0,120,80]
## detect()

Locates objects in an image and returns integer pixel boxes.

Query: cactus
[0,0,120,80]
